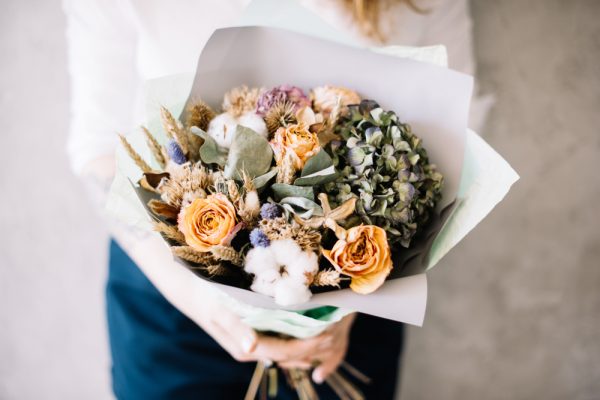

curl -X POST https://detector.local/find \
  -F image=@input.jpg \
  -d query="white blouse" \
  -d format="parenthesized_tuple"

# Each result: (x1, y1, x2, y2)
(63, 0, 477, 175)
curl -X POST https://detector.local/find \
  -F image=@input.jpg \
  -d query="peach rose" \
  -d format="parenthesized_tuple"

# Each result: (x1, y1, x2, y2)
(322, 225, 392, 294)
(271, 122, 320, 169)
(311, 85, 361, 115)
(178, 193, 237, 252)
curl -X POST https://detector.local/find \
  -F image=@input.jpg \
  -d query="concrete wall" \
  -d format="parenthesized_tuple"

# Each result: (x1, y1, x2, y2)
(1, 1, 598, 398)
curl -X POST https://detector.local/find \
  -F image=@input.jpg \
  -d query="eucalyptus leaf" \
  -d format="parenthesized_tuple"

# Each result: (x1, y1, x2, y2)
(191, 127, 228, 166)
(252, 167, 278, 189)
(224, 125, 273, 180)
(271, 183, 314, 201)
(294, 170, 339, 186)
(301, 149, 334, 177)
(279, 196, 324, 219)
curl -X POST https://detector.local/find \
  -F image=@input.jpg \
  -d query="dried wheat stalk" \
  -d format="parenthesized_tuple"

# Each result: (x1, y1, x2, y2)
(141, 126, 166, 169)
(171, 246, 215, 265)
(118, 134, 152, 173)
(210, 245, 244, 267)
(160, 105, 189, 155)
(152, 221, 185, 244)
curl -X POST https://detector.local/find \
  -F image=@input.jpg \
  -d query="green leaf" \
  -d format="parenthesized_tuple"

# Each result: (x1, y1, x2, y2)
(279, 197, 324, 219)
(191, 127, 228, 166)
(294, 166, 338, 186)
(224, 125, 274, 180)
(271, 183, 314, 202)
(301, 150, 333, 177)
(252, 167, 278, 189)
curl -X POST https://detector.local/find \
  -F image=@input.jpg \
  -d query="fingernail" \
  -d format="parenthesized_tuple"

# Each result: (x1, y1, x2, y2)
(242, 335, 255, 353)
(312, 370, 323, 384)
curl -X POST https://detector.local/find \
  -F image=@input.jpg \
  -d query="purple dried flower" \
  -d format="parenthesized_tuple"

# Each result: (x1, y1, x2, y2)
(256, 85, 311, 116)
(167, 139, 186, 164)
(260, 203, 282, 220)
(250, 228, 270, 248)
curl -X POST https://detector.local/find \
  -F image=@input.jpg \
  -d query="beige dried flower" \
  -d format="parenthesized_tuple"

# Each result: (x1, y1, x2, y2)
(158, 163, 211, 208)
(311, 269, 341, 288)
(310, 85, 361, 115)
(223, 85, 263, 117)
(259, 217, 321, 253)
(275, 152, 297, 184)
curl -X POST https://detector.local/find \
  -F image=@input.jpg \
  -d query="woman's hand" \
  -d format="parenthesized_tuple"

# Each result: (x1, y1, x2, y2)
(278, 313, 357, 383)
(110, 226, 354, 374)
(194, 302, 337, 365)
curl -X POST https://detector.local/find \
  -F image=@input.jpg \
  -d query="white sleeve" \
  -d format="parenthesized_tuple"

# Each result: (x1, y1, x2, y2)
(63, 0, 141, 175)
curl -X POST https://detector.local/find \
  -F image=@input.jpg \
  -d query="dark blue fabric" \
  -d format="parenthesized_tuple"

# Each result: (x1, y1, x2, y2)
(107, 240, 404, 399)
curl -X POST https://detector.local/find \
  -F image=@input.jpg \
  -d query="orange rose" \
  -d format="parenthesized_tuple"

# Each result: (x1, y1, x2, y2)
(322, 225, 392, 294)
(271, 122, 320, 169)
(178, 193, 237, 252)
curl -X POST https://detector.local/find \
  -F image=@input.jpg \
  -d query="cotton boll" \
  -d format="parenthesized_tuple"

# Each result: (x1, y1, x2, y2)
(274, 277, 312, 306)
(207, 112, 238, 148)
(207, 112, 268, 149)
(270, 239, 303, 264)
(286, 250, 319, 281)
(244, 246, 276, 275)
(251, 269, 280, 297)
(238, 112, 268, 139)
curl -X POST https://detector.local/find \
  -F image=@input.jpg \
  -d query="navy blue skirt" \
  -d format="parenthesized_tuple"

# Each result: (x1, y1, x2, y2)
(107, 240, 404, 399)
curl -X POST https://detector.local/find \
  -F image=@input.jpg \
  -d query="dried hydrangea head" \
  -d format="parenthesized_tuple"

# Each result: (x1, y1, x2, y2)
(311, 85, 361, 115)
(256, 85, 311, 116)
(324, 99, 443, 247)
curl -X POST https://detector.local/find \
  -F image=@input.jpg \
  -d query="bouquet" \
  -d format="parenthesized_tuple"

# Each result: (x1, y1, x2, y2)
(120, 83, 444, 306)
(108, 25, 518, 399)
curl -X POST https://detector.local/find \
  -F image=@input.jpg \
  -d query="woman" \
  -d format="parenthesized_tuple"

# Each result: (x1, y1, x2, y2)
(63, 0, 479, 398)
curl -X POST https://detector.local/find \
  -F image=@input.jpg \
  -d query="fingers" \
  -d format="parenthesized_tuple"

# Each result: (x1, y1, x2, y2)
(312, 347, 345, 384)
(208, 308, 258, 362)
(252, 332, 333, 363)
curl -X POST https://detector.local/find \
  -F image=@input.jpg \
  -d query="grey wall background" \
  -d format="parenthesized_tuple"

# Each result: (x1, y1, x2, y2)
(1, 1, 598, 399)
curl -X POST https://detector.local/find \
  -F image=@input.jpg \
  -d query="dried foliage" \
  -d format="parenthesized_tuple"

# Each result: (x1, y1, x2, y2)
(147, 199, 179, 220)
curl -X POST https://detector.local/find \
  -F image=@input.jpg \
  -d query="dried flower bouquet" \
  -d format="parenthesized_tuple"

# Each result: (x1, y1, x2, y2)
(121, 84, 443, 307)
